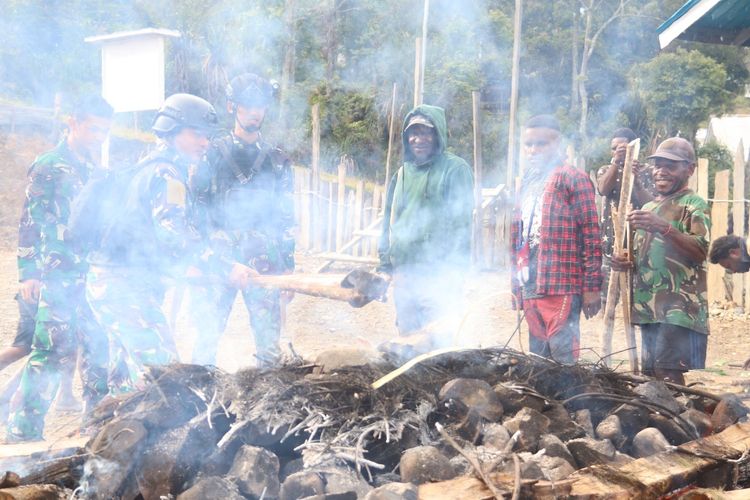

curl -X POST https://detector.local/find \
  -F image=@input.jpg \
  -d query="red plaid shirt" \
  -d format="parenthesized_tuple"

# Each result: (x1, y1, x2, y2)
(511, 163, 602, 305)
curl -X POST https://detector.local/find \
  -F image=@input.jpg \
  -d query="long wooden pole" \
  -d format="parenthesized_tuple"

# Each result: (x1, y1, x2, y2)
(311, 103, 321, 250)
(384, 83, 398, 194)
(413, 38, 423, 108)
(419, 0, 429, 105)
(472, 91, 483, 265)
(601, 138, 640, 370)
(506, 0, 522, 188)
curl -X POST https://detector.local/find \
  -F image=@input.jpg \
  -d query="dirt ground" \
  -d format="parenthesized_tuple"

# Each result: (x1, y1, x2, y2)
(1, 132, 749, 446)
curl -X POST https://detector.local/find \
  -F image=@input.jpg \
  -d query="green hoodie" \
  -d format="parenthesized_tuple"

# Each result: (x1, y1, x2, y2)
(378, 105, 474, 270)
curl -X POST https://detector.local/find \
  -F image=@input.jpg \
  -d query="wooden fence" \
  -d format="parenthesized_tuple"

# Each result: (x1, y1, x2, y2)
(292, 158, 512, 270)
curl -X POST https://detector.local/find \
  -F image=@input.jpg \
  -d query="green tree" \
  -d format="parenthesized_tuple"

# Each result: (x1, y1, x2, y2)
(631, 49, 732, 141)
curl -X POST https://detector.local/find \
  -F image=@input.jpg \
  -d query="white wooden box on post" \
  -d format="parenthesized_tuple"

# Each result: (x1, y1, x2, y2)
(85, 28, 180, 167)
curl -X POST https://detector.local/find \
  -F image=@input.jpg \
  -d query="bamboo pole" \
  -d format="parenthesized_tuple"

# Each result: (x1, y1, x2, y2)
(601, 139, 639, 369)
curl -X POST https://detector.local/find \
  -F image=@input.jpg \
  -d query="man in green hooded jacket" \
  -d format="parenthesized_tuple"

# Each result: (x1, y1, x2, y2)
(378, 105, 474, 340)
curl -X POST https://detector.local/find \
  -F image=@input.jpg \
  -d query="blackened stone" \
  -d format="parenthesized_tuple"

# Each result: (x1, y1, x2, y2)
(503, 407, 550, 452)
(227, 445, 280, 499)
(439, 378, 504, 421)
(711, 394, 750, 433)
(530, 455, 576, 481)
(613, 404, 651, 438)
(493, 383, 546, 414)
(543, 403, 585, 441)
(574, 409, 595, 438)
(482, 423, 511, 451)
(595, 415, 627, 450)
(176, 476, 244, 500)
(538, 434, 575, 467)
(566, 437, 633, 468)
(320, 467, 373, 497)
(649, 413, 694, 445)
(633, 381, 682, 415)
(280, 471, 325, 500)
(363, 482, 418, 500)
(681, 409, 713, 437)
(399, 446, 456, 485)
(631, 428, 670, 458)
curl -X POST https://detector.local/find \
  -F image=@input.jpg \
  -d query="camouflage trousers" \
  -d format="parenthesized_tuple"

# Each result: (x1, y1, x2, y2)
(188, 282, 281, 368)
(7, 277, 108, 442)
(86, 266, 177, 395)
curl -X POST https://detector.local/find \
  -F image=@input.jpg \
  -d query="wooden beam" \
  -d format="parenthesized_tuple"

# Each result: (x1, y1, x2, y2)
(732, 141, 746, 308)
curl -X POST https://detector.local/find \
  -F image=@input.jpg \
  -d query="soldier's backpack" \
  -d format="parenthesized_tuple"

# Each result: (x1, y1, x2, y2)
(68, 151, 167, 255)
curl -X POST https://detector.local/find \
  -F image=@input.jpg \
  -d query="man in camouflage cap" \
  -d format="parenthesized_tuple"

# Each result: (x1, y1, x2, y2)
(612, 137, 710, 385)
(7, 95, 113, 442)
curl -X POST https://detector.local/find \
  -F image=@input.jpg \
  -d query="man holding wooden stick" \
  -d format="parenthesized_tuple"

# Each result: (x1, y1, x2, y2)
(612, 137, 710, 385)
(510, 115, 602, 364)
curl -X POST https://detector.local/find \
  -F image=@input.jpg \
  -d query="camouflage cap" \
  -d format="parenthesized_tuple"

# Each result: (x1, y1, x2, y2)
(647, 137, 695, 163)
(405, 114, 434, 130)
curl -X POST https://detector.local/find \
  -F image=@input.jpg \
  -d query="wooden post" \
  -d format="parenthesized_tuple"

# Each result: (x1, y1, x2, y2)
(371, 185, 382, 257)
(384, 83, 398, 193)
(708, 170, 730, 304)
(413, 38, 423, 108)
(299, 169, 311, 250)
(602, 139, 640, 370)
(697, 158, 709, 200)
(336, 158, 347, 252)
(327, 181, 335, 252)
(419, 0, 429, 106)
(354, 180, 365, 256)
(732, 142, 746, 308)
(471, 91, 483, 266)
(311, 103, 321, 250)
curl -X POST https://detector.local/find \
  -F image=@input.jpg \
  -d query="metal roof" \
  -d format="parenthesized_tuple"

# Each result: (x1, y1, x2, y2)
(84, 28, 180, 44)
(657, 0, 750, 48)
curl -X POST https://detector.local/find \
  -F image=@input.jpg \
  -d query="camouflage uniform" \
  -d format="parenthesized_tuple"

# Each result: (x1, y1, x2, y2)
(189, 134, 294, 366)
(631, 190, 711, 365)
(8, 141, 108, 442)
(87, 146, 232, 393)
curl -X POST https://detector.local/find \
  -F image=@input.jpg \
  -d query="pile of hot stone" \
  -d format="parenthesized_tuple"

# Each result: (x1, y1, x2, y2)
(4, 347, 749, 499)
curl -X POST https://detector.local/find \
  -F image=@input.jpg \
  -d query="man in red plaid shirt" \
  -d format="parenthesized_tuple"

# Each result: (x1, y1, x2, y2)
(511, 115, 602, 364)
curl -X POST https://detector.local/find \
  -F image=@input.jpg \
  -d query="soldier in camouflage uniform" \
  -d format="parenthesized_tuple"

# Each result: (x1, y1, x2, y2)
(86, 94, 256, 394)
(7, 96, 113, 442)
(189, 73, 294, 367)
(612, 138, 710, 385)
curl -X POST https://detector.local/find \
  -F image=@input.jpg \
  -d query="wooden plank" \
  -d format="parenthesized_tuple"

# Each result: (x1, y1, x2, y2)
(732, 141, 745, 307)
(697, 157, 709, 200)
(299, 169, 311, 250)
(345, 190, 356, 252)
(708, 170, 730, 304)
(336, 159, 347, 252)
(354, 180, 365, 256)
(316, 253, 379, 265)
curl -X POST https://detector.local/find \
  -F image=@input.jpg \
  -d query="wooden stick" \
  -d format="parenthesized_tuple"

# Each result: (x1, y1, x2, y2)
(601, 139, 640, 369)
(384, 83, 397, 194)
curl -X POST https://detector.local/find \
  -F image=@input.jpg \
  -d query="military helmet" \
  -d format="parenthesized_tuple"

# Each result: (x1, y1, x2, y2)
(152, 93, 219, 135)
(225, 73, 278, 108)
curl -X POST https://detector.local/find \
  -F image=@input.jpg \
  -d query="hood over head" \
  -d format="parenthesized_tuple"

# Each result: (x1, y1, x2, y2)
(401, 104, 448, 163)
